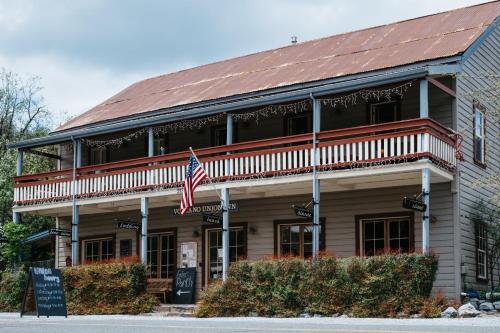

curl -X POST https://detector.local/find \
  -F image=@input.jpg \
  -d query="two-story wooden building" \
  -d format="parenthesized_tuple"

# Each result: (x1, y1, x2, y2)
(9, 2, 500, 300)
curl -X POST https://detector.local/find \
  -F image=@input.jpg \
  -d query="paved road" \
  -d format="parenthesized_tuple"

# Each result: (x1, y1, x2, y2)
(1, 313, 500, 333)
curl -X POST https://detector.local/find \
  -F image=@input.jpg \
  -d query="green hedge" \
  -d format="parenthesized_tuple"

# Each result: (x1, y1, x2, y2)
(63, 261, 158, 314)
(0, 267, 28, 312)
(196, 254, 439, 318)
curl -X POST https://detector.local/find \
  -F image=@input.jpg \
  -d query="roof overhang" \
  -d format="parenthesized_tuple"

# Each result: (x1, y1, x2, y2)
(9, 56, 462, 150)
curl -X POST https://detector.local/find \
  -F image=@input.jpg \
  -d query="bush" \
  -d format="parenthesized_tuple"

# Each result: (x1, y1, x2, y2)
(0, 267, 28, 312)
(196, 253, 438, 318)
(62, 259, 158, 315)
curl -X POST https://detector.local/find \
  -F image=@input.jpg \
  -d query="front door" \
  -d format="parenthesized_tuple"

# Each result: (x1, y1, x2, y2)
(205, 226, 246, 286)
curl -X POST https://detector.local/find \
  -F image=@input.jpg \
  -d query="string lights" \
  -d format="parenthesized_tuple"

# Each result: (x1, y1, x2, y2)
(79, 81, 414, 148)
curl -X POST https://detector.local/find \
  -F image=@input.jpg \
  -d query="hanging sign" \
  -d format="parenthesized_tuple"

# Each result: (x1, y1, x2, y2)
(172, 267, 196, 304)
(117, 222, 141, 231)
(173, 201, 239, 216)
(48, 229, 71, 237)
(402, 197, 427, 212)
(202, 214, 223, 225)
(294, 207, 313, 219)
(20, 267, 67, 318)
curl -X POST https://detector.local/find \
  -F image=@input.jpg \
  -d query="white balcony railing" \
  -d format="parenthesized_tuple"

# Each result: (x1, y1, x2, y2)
(14, 118, 459, 206)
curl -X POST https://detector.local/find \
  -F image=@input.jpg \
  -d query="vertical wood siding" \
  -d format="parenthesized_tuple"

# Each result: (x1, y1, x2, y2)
(457, 26, 500, 291)
(63, 183, 455, 298)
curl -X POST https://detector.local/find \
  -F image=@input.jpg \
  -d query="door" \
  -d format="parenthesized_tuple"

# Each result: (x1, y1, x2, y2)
(146, 232, 176, 279)
(205, 227, 246, 286)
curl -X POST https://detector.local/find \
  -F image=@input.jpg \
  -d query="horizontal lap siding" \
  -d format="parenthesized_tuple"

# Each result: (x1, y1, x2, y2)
(457, 26, 500, 291)
(66, 183, 455, 298)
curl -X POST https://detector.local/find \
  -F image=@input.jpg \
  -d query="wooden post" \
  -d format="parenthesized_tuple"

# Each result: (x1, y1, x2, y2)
(222, 114, 233, 281)
(13, 150, 23, 224)
(312, 96, 321, 257)
(420, 79, 430, 254)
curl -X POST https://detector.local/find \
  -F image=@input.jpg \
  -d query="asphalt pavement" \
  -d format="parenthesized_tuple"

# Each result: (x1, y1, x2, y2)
(1, 313, 500, 333)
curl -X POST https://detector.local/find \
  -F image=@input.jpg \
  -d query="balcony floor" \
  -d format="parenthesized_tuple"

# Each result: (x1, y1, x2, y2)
(14, 160, 453, 217)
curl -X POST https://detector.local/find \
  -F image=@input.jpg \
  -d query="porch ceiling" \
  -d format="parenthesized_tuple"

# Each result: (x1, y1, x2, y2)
(15, 160, 452, 217)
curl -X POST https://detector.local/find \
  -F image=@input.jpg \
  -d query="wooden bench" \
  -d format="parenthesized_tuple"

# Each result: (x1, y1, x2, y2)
(147, 278, 173, 303)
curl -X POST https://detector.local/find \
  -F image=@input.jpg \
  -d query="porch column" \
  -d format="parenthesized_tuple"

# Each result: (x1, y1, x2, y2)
(140, 128, 154, 264)
(71, 139, 82, 265)
(12, 150, 23, 224)
(140, 197, 149, 264)
(222, 113, 233, 281)
(312, 96, 321, 257)
(420, 79, 430, 253)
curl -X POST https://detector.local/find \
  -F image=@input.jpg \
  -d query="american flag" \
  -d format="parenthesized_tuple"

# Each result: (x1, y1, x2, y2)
(180, 153, 207, 215)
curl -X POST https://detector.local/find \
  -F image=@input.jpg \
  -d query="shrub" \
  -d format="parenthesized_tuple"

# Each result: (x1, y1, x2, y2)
(196, 253, 438, 318)
(0, 267, 28, 312)
(62, 259, 158, 315)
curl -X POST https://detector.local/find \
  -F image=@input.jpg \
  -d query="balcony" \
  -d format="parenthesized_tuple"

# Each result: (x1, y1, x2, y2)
(13, 118, 458, 209)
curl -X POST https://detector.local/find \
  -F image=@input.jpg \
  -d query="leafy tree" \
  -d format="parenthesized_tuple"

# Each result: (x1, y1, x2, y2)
(0, 222, 30, 270)
(0, 68, 56, 266)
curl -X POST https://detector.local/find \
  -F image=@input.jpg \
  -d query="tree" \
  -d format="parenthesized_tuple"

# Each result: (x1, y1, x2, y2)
(0, 68, 56, 267)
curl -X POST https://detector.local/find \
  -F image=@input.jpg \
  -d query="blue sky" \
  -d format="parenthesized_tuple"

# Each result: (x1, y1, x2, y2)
(0, 0, 488, 127)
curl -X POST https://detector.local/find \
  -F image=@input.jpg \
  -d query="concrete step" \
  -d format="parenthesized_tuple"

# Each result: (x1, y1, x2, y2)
(155, 304, 197, 317)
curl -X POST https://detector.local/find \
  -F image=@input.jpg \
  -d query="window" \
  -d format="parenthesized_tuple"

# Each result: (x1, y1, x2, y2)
(357, 215, 413, 256)
(205, 227, 246, 283)
(120, 239, 132, 258)
(285, 114, 311, 136)
(211, 125, 237, 146)
(473, 103, 485, 164)
(276, 221, 324, 258)
(369, 101, 399, 124)
(147, 233, 175, 279)
(83, 237, 114, 263)
(476, 223, 487, 280)
(154, 135, 168, 155)
(89, 146, 108, 165)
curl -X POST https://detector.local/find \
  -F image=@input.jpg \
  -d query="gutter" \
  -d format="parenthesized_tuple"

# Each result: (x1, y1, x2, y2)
(8, 57, 462, 150)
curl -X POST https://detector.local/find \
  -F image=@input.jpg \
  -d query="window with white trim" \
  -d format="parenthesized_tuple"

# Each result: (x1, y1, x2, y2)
(473, 104, 485, 164)
(476, 223, 487, 280)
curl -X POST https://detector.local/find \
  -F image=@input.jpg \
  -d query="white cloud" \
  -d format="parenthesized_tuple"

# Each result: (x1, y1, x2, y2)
(0, 0, 489, 130)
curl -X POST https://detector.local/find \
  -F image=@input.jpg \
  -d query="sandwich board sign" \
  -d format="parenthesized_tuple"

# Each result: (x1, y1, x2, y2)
(20, 267, 67, 318)
(172, 267, 196, 304)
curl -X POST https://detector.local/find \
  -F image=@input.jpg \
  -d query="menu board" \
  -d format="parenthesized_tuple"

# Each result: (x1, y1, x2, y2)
(172, 267, 196, 304)
(21, 267, 67, 317)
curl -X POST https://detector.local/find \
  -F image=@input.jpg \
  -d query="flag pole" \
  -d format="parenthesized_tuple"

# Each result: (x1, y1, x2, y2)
(188, 147, 224, 203)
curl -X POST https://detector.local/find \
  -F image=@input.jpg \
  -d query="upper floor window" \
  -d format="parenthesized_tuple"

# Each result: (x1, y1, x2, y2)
(369, 100, 400, 125)
(154, 134, 168, 155)
(473, 102, 485, 165)
(476, 222, 487, 280)
(285, 113, 311, 136)
(89, 146, 108, 165)
(211, 125, 237, 146)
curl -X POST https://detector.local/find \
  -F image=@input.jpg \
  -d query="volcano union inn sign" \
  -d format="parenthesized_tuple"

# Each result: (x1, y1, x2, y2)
(173, 201, 239, 216)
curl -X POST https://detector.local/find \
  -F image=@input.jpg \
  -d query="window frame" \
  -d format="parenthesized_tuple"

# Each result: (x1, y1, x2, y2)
(87, 146, 109, 165)
(210, 124, 238, 147)
(284, 112, 312, 136)
(475, 222, 488, 281)
(473, 101, 486, 167)
(367, 99, 401, 125)
(355, 212, 414, 256)
(80, 235, 115, 264)
(146, 228, 177, 280)
(201, 222, 247, 287)
(274, 218, 326, 258)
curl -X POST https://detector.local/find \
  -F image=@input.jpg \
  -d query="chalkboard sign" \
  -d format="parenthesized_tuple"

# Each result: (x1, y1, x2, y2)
(172, 267, 196, 304)
(21, 267, 67, 318)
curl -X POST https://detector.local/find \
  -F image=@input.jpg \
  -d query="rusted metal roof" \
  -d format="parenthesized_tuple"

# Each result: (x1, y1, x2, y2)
(57, 1, 500, 131)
